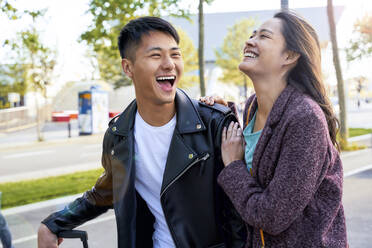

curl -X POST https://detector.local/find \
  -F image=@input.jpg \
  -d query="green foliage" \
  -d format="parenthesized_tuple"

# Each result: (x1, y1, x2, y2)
(177, 28, 198, 89)
(349, 128, 372, 137)
(215, 18, 257, 87)
(80, 0, 190, 89)
(0, 0, 18, 19)
(0, 169, 103, 209)
(0, 63, 28, 108)
(3, 11, 56, 96)
(346, 14, 372, 62)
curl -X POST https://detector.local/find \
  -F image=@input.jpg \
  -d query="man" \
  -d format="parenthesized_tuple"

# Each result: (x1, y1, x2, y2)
(0, 192, 14, 248)
(38, 17, 244, 248)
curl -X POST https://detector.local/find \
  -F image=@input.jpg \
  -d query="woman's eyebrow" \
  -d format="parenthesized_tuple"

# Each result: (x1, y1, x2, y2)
(259, 29, 274, 34)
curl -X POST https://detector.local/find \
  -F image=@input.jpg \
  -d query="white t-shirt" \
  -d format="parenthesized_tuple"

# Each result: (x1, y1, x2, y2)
(134, 111, 176, 248)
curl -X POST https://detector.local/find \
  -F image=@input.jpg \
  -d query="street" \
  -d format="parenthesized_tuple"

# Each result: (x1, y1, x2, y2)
(0, 121, 103, 183)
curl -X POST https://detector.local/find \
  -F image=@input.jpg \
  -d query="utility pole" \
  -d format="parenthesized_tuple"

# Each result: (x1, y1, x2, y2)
(198, 0, 206, 96)
(281, 0, 288, 11)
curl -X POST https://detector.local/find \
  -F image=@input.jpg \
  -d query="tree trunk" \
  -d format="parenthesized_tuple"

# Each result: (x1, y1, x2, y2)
(327, 0, 348, 148)
(198, 0, 206, 96)
(34, 89, 43, 142)
(281, 0, 288, 11)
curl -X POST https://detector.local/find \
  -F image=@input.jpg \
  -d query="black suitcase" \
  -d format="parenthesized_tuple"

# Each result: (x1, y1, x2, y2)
(58, 230, 89, 248)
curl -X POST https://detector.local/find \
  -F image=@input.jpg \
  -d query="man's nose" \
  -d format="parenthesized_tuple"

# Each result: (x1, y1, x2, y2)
(161, 56, 175, 71)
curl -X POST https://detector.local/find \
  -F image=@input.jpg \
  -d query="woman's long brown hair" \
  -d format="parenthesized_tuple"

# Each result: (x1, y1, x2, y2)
(274, 11, 340, 150)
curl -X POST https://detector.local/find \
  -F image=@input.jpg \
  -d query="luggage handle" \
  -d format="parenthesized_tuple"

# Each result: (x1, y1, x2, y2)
(58, 230, 88, 248)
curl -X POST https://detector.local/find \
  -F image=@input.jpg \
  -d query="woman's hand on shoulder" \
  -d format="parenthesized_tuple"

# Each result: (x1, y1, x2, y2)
(221, 121, 245, 166)
(199, 95, 228, 106)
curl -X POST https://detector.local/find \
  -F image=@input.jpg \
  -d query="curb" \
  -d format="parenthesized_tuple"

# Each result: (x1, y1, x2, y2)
(348, 133, 372, 142)
(2, 193, 83, 216)
(0, 162, 101, 183)
(0, 122, 37, 134)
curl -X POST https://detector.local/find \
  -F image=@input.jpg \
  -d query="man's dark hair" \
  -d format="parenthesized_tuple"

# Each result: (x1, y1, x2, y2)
(118, 16, 180, 61)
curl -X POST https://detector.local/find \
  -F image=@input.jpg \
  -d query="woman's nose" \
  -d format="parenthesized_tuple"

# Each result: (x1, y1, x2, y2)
(246, 38, 255, 47)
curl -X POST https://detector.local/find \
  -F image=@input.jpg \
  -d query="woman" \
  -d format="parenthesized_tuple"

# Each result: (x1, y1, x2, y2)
(201, 11, 347, 247)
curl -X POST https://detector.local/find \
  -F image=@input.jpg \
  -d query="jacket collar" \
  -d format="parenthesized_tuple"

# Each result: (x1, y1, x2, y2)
(109, 88, 206, 136)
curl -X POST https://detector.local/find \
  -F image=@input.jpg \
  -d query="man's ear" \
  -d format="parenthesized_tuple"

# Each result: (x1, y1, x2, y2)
(284, 50, 300, 66)
(121, 58, 133, 79)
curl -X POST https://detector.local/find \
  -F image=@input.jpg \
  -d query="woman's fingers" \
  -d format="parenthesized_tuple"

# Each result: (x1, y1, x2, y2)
(222, 127, 227, 142)
(236, 126, 242, 139)
(231, 122, 239, 138)
(226, 121, 235, 140)
(199, 95, 227, 106)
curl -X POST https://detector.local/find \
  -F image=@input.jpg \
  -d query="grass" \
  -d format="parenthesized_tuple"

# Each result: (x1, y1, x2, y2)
(349, 128, 372, 138)
(336, 128, 371, 151)
(0, 168, 103, 209)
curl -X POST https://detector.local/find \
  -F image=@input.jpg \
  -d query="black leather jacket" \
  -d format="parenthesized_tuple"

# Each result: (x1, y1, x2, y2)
(42, 89, 245, 248)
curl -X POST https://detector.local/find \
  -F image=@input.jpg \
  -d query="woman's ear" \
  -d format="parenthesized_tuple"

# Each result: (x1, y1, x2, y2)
(284, 51, 300, 66)
(121, 59, 133, 79)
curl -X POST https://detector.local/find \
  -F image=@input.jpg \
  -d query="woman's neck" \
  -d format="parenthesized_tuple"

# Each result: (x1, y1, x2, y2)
(252, 75, 287, 123)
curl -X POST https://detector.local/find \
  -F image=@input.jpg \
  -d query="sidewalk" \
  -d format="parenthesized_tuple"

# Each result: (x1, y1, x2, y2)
(0, 120, 103, 150)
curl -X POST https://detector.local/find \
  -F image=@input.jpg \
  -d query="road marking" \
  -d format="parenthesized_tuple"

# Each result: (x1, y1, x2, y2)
(12, 234, 37, 245)
(8, 214, 115, 245)
(344, 163, 372, 178)
(2, 150, 54, 159)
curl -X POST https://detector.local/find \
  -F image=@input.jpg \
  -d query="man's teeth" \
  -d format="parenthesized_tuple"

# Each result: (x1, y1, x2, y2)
(157, 76, 175, 81)
(244, 52, 258, 58)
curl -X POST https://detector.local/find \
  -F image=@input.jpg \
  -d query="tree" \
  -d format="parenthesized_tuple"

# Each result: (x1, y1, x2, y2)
(177, 28, 198, 89)
(327, 0, 348, 149)
(80, 0, 189, 89)
(197, 0, 214, 96)
(346, 13, 372, 62)
(4, 10, 57, 141)
(215, 18, 257, 99)
(0, 0, 18, 19)
(0, 63, 28, 108)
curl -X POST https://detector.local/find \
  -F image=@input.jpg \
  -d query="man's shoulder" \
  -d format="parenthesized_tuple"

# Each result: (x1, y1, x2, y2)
(194, 99, 232, 116)
(108, 113, 121, 127)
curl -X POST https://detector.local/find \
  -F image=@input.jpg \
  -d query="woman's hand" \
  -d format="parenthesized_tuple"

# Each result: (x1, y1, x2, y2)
(221, 121, 245, 167)
(199, 95, 228, 106)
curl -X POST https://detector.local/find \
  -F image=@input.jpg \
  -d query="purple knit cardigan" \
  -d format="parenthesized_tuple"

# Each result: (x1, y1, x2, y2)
(218, 85, 347, 247)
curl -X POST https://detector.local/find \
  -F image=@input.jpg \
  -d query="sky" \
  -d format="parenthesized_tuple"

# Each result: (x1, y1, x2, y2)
(1, 0, 371, 92)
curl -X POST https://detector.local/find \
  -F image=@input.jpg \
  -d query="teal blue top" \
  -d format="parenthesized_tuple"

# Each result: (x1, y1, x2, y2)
(243, 111, 262, 171)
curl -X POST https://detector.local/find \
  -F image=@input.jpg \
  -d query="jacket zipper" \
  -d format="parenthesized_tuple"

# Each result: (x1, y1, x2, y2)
(160, 152, 210, 247)
(160, 152, 210, 197)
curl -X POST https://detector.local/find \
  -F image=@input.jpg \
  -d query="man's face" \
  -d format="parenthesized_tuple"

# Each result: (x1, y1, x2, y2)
(122, 31, 184, 106)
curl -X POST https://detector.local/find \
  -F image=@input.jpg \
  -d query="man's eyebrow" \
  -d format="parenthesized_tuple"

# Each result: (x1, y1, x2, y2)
(146, 47, 162, 53)
(146, 46, 180, 53)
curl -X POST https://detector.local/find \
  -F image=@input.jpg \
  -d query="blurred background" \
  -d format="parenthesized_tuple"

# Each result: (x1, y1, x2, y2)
(0, 0, 371, 247)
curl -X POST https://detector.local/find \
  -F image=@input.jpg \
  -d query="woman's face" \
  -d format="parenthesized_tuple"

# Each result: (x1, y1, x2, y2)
(238, 18, 288, 78)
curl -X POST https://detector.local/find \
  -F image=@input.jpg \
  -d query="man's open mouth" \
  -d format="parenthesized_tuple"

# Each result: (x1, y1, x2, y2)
(156, 76, 176, 91)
